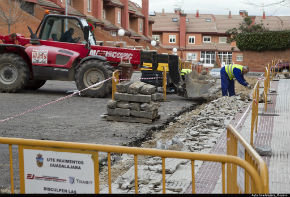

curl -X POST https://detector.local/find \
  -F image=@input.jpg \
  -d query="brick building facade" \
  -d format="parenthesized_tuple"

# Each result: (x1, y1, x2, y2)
(151, 9, 290, 72)
(0, 0, 161, 51)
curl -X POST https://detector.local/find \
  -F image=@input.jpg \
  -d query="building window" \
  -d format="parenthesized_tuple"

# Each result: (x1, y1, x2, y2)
(236, 55, 243, 62)
(219, 37, 227, 43)
(172, 18, 178, 22)
(103, 10, 106, 19)
(188, 36, 195, 44)
(169, 35, 176, 43)
(203, 36, 211, 43)
(205, 18, 211, 22)
(139, 20, 143, 33)
(218, 52, 232, 65)
(87, 0, 91, 12)
(187, 53, 197, 61)
(67, 0, 72, 5)
(186, 18, 189, 22)
(201, 51, 216, 66)
(117, 11, 121, 24)
(111, 31, 117, 37)
(153, 35, 160, 42)
(21, 2, 34, 16)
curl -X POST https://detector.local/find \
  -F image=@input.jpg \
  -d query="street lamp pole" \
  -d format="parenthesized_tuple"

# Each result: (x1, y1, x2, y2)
(65, 0, 68, 31)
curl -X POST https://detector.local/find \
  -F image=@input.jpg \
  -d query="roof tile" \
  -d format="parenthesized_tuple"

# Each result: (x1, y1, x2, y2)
(37, 0, 61, 9)
(152, 13, 290, 33)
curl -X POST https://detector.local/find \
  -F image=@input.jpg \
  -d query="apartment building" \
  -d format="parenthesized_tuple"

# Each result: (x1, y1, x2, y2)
(151, 9, 290, 71)
(46, 0, 153, 41)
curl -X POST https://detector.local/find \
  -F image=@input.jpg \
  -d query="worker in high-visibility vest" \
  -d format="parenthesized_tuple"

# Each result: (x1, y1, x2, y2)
(180, 69, 192, 80)
(220, 64, 251, 96)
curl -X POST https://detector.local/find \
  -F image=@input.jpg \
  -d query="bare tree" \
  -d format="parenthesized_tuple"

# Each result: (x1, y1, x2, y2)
(243, 0, 290, 10)
(0, 0, 25, 34)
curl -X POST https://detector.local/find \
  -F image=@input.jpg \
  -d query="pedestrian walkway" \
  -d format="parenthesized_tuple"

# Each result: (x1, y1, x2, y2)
(187, 78, 290, 194)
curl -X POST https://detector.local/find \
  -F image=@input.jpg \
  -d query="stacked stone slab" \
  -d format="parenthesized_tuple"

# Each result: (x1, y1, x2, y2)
(106, 81, 163, 124)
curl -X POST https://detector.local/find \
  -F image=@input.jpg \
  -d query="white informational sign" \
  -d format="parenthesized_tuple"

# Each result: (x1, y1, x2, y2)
(22, 149, 95, 194)
(32, 50, 48, 64)
(237, 141, 245, 193)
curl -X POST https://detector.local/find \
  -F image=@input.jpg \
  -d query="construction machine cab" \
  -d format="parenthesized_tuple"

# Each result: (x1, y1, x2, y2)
(36, 14, 96, 45)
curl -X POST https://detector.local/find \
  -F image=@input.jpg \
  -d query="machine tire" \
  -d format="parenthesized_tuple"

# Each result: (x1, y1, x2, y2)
(104, 62, 114, 94)
(75, 60, 112, 98)
(0, 53, 29, 93)
(24, 80, 46, 90)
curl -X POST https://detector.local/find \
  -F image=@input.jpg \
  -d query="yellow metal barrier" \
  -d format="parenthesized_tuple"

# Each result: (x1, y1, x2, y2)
(112, 70, 120, 100)
(264, 67, 270, 112)
(250, 82, 260, 146)
(271, 60, 276, 80)
(267, 64, 271, 85)
(227, 125, 269, 193)
(0, 136, 268, 194)
(271, 59, 290, 77)
(163, 66, 167, 101)
(180, 61, 193, 70)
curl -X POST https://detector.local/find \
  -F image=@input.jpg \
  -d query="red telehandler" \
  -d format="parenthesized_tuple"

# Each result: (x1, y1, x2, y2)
(0, 14, 157, 97)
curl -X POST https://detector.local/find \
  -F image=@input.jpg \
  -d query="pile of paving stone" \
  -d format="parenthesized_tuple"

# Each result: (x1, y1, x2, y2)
(106, 81, 164, 124)
(101, 96, 250, 194)
(178, 95, 249, 152)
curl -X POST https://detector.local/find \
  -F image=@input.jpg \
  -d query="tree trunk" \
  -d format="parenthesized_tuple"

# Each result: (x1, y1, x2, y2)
(8, 24, 10, 34)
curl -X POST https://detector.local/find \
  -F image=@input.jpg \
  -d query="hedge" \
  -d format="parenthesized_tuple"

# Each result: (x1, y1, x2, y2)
(236, 31, 290, 51)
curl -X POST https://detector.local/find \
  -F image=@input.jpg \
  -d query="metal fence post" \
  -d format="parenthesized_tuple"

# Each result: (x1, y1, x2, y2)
(163, 66, 167, 101)
(112, 70, 120, 100)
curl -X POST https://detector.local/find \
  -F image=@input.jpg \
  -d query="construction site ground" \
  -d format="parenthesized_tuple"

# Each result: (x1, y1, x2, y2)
(0, 73, 270, 193)
(97, 76, 290, 194)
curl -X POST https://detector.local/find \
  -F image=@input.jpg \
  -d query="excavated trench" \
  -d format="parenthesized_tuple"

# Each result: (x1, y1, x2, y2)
(127, 101, 204, 148)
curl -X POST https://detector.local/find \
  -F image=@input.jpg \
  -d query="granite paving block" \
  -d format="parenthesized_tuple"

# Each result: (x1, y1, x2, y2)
(107, 100, 117, 109)
(152, 93, 164, 102)
(131, 110, 158, 119)
(128, 81, 146, 95)
(117, 81, 134, 93)
(140, 84, 157, 95)
(107, 108, 130, 116)
(116, 101, 130, 109)
(115, 93, 152, 103)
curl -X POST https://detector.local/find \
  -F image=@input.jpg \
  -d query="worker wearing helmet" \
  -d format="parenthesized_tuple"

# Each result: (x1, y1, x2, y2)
(220, 64, 251, 96)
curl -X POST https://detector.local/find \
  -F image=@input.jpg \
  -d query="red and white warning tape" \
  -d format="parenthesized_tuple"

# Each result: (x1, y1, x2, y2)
(0, 78, 112, 124)
(119, 76, 164, 81)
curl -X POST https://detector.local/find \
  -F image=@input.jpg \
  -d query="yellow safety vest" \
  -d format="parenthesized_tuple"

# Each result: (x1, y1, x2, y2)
(225, 64, 243, 80)
(181, 69, 192, 76)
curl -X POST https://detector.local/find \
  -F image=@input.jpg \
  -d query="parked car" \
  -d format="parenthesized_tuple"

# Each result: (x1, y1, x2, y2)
(272, 62, 290, 72)
(209, 68, 221, 78)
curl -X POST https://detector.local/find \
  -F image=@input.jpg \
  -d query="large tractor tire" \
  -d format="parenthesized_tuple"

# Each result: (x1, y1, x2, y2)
(24, 80, 46, 90)
(75, 60, 112, 98)
(0, 53, 29, 93)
